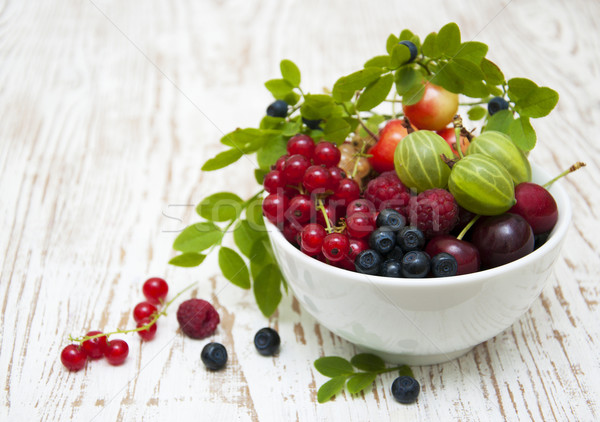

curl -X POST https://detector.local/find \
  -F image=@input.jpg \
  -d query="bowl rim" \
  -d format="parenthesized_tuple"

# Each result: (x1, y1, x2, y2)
(266, 164, 572, 289)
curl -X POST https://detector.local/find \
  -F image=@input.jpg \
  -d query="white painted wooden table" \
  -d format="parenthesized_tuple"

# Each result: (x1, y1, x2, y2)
(2, 1, 599, 420)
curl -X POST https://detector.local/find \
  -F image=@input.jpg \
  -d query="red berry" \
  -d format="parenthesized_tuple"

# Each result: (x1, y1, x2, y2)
(316, 199, 340, 228)
(346, 199, 376, 216)
(300, 223, 327, 256)
(368, 120, 410, 173)
(327, 167, 347, 190)
(364, 171, 411, 214)
(176, 299, 220, 339)
(282, 222, 301, 245)
(509, 182, 558, 234)
(408, 188, 458, 238)
(287, 134, 315, 158)
(282, 154, 310, 184)
(133, 301, 158, 323)
(262, 193, 289, 225)
(81, 331, 108, 359)
(61, 344, 87, 371)
(322, 233, 350, 262)
(333, 178, 360, 206)
(346, 212, 376, 239)
(313, 142, 341, 167)
(286, 194, 313, 226)
(142, 278, 169, 305)
(264, 170, 286, 194)
(348, 237, 369, 261)
(303, 165, 330, 193)
(137, 318, 158, 341)
(104, 339, 129, 365)
(331, 257, 355, 271)
(275, 155, 289, 172)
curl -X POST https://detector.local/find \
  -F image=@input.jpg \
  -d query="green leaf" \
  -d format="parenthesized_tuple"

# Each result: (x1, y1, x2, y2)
(398, 365, 414, 378)
(283, 91, 301, 106)
(253, 264, 282, 316)
(323, 117, 352, 145)
(386, 34, 399, 55)
(515, 86, 559, 118)
(484, 109, 514, 133)
(219, 247, 251, 289)
(265, 78, 294, 99)
(395, 67, 423, 96)
(507, 78, 537, 101)
(364, 55, 391, 68)
(201, 148, 243, 171)
(432, 62, 462, 94)
(233, 219, 264, 257)
(486, 83, 503, 97)
(481, 58, 505, 85)
(356, 74, 394, 111)
(399, 29, 420, 48)
(173, 222, 223, 253)
(314, 356, 354, 377)
(280, 59, 301, 87)
(317, 376, 347, 403)
(254, 168, 267, 185)
(301, 94, 335, 120)
(259, 116, 285, 130)
(401, 82, 425, 105)
(256, 135, 287, 170)
(168, 252, 206, 267)
(455, 41, 488, 64)
(437, 22, 461, 56)
(346, 372, 377, 395)
(220, 128, 276, 152)
(508, 116, 537, 151)
(461, 80, 489, 98)
(421, 32, 437, 58)
(246, 196, 265, 229)
(249, 237, 272, 278)
(449, 58, 484, 82)
(390, 44, 411, 68)
(282, 118, 302, 137)
(467, 106, 487, 120)
(358, 114, 385, 138)
(350, 353, 386, 372)
(332, 68, 385, 102)
(196, 192, 243, 222)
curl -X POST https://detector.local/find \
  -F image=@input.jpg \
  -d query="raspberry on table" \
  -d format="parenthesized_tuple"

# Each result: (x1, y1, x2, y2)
(408, 188, 458, 238)
(364, 171, 411, 215)
(177, 299, 220, 339)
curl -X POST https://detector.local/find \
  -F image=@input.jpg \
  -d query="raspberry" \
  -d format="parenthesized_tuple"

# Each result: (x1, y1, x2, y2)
(408, 188, 458, 238)
(177, 299, 220, 339)
(364, 171, 411, 215)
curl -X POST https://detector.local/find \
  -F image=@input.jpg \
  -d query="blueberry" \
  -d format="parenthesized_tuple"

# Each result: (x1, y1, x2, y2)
(201, 342, 228, 370)
(398, 40, 418, 63)
(430, 253, 458, 277)
(397, 226, 425, 252)
(302, 117, 322, 130)
(401, 251, 430, 278)
(254, 327, 280, 356)
(386, 246, 404, 261)
(376, 209, 406, 231)
(369, 227, 397, 254)
(534, 232, 550, 250)
(391, 376, 420, 404)
(266, 100, 288, 118)
(487, 97, 509, 116)
(355, 249, 383, 275)
(380, 259, 402, 277)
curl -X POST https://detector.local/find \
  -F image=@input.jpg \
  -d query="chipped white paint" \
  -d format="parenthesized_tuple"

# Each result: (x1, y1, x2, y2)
(1, 0, 599, 420)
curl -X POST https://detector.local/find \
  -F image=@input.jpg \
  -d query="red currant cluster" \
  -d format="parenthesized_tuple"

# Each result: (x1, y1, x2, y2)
(60, 277, 169, 371)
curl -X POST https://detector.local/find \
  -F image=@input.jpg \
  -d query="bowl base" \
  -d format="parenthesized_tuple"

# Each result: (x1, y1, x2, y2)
(356, 345, 474, 366)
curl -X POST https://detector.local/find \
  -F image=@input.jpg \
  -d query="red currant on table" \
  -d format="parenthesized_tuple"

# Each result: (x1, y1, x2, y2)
(61, 344, 87, 371)
(264, 170, 286, 194)
(262, 192, 289, 225)
(303, 165, 330, 193)
(142, 277, 169, 305)
(287, 134, 315, 159)
(104, 339, 129, 365)
(137, 318, 158, 341)
(133, 301, 158, 323)
(322, 233, 350, 262)
(313, 142, 341, 167)
(282, 154, 310, 184)
(300, 223, 327, 256)
(346, 212, 376, 239)
(81, 331, 108, 359)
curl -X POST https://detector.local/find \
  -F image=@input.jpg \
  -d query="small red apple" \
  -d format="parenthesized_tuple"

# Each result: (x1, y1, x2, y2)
(436, 127, 469, 156)
(403, 82, 459, 131)
(367, 119, 410, 173)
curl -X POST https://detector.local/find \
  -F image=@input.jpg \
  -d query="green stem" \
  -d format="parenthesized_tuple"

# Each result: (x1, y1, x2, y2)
(351, 142, 369, 179)
(452, 115, 465, 159)
(414, 59, 432, 75)
(391, 92, 397, 119)
(459, 100, 489, 106)
(457, 215, 480, 240)
(317, 198, 333, 233)
(543, 162, 586, 189)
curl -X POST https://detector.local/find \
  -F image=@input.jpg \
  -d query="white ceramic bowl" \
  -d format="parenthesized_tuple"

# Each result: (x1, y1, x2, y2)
(266, 164, 571, 365)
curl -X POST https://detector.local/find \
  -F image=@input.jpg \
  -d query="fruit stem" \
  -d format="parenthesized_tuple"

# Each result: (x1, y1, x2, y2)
(316, 198, 333, 233)
(457, 215, 480, 241)
(542, 162, 586, 189)
(351, 142, 368, 179)
(452, 115, 465, 159)
(402, 117, 415, 134)
(69, 281, 198, 343)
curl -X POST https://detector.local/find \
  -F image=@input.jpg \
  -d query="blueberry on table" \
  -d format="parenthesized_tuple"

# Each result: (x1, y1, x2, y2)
(398, 40, 418, 62)
(487, 97, 509, 116)
(380, 259, 402, 277)
(430, 252, 458, 277)
(266, 100, 288, 117)
(369, 227, 397, 254)
(391, 376, 420, 404)
(401, 251, 430, 278)
(355, 249, 383, 275)
(201, 342, 228, 370)
(397, 226, 425, 252)
(376, 209, 406, 231)
(254, 327, 281, 356)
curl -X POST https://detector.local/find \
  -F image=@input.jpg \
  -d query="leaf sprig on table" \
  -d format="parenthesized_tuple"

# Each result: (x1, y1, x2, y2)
(169, 22, 559, 316)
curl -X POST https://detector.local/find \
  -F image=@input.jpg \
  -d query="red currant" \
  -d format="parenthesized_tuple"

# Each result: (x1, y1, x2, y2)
(316, 200, 340, 227)
(346, 199, 376, 216)
(264, 170, 286, 194)
(327, 167, 346, 190)
(133, 301, 158, 323)
(348, 237, 369, 260)
(303, 165, 330, 193)
(137, 318, 158, 341)
(262, 193, 289, 225)
(282, 222, 301, 245)
(300, 223, 327, 256)
(333, 178, 360, 206)
(104, 339, 129, 365)
(346, 212, 376, 239)
(322, 233, 350, 262)
(287, 134, 315, 159)
(282, 154, 310, 184)
(142, 278, 169, 305)
(331, 257, 355, 271)
(81, 331, 108, 359)
(275, 155, 289, 172)
(60, 344, 87, 371)
(314, 142, 341, 167)
(286, 195, 313, 225)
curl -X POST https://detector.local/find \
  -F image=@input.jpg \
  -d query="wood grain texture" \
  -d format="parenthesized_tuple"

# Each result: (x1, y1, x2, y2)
(1, 0, 599, 420)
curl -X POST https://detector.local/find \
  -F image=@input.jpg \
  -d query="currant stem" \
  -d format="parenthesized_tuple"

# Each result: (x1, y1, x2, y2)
(542, 162, 586, 189)
(452, 115, 465, 159)
(317, 198, 333, 233)
(351, 142, 368, 179)
(457, 215, 480, 241)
